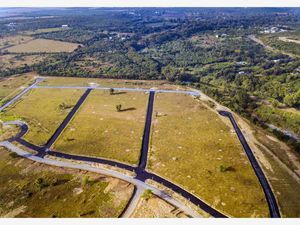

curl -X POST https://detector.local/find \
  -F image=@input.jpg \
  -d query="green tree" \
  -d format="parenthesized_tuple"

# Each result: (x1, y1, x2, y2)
(116, 104, 122, 112)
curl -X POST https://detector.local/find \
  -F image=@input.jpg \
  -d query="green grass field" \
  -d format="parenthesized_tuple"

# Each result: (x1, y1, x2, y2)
(54, 90, 148, 165)
(148, 93, 269, 217)
(0, 73, 35, 104)
(0, 147, 133, 217)
(0, 88, 84, 146)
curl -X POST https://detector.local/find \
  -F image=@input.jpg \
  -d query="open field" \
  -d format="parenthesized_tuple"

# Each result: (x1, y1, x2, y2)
(148, 93, 269, 217)
(0, 147, 134, 217)
(0, 54, 46, 70)
(54, 90, 148, 165)
(259, 33, 300, 56)
(6, 39, 81, 53)
(252, 126, 300, 217)
(39, 76, 187, 90)
(0, 35, 33, 49)
(0, 73, 35, 103)
(23, 28, 68, 35)
(131, 193, 189, 218)
(0, 88, 85, 146)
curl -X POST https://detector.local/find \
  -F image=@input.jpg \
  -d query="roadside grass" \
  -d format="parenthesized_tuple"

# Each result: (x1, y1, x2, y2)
(0, 88, 85, 146)
(54, 90, 148, 165)
(6, 39, 81, 53)
(0, 147, 134, 217)
(148, 93, 269, 217)
(0, 73, 35, 103)
(252, 125, 300, 217)
(39, 76, 185, 90)
(131, 194, 188, 218)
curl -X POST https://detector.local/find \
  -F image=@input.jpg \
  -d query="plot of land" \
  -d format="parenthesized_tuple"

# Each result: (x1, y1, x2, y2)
(0, 88, 84, 146)
(0, 73, 35, 103)
(0, 147, 133, 217)
(6, 39, 81, 53)
(54, 90, 148, 165)
(39, 76, 181, 90)
(0, 35, 33, 49)
(148, 93, 269, 217)
(0, 54, 46, 70)
(131, 194, 188, 218)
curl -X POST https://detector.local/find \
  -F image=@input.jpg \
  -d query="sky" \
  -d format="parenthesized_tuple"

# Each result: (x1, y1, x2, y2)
(0, 0, 300, 7)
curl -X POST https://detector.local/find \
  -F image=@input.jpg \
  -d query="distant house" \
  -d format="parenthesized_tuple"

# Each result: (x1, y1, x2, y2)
(236, 61, 247, 66)
(238, 71, 245, 75)
(61, 24, 69, 28)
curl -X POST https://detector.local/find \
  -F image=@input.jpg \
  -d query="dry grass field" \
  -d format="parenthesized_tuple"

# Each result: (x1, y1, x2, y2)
(0, 73, 35, 103)
(54, 90, 148, 165)
(148, 93, 269, 217)
(0, 88, 84, 146)
(0, 146, 133, 217)
(39, 76, 186, 90)
(6, 39, 81, 53)
(0, 35, 33, 49)
(0, 54, 46, 70)
(131, 193, 189, 218)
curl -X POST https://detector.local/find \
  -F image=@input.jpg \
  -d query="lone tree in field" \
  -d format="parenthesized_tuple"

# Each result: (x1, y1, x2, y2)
(109, 88, 114, 95)
(116, 104, 122, 112)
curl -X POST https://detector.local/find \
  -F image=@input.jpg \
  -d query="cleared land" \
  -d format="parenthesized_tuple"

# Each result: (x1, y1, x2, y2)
(0, 147, 134, 217)
(6, 39, 81, 53)
(148, 93, 269, 217)
(0, 88, 84, 146)
(39, 76, 186, 90)
(0, 35, 33, 49)
(0, 54, 46, 70)
(131, 192, 189, 218)
(54, 90, 148, 165)
(0, 73, 35, 103)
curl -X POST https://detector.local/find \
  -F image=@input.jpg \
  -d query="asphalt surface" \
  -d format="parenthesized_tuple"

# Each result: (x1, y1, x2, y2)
(3, 88, 227, 218)
(0, 140, 201, 218)
(219, 111, 281, 218)
(44, 88, 92, 150)
(138, 91, 155, 169)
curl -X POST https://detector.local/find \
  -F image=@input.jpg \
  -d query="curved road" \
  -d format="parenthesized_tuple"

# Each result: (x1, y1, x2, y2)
(219, 111, 280, 218)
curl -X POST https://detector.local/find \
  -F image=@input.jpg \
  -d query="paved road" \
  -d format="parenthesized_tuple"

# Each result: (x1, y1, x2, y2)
(219, 111, 281, 218)
(0, 140, 201, 218)
(4, 118, 226, 217)
(120, 186, 145, 218)
(34, 85, 200, 96)
(43, 88, 92, 151)
(138, 91, 155, 169)
(0, 78, 44, 112)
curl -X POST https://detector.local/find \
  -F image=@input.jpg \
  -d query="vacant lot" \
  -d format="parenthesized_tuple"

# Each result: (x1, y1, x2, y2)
(0, 73, 35, 103)
(0, 147, 133, 217)
(0, 88, 84, 146)
(39, 76, 184, 90)
(148, 93, 269, 217)
(0, 54, 46, 70)
(54, 90, 148, 165)
(131, 193, 188, 218)
(6, 39, 81, 53)
(0, 35, 33, 49)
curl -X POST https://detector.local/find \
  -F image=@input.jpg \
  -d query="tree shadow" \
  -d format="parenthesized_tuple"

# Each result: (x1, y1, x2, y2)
(120, 107, 136, 112)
